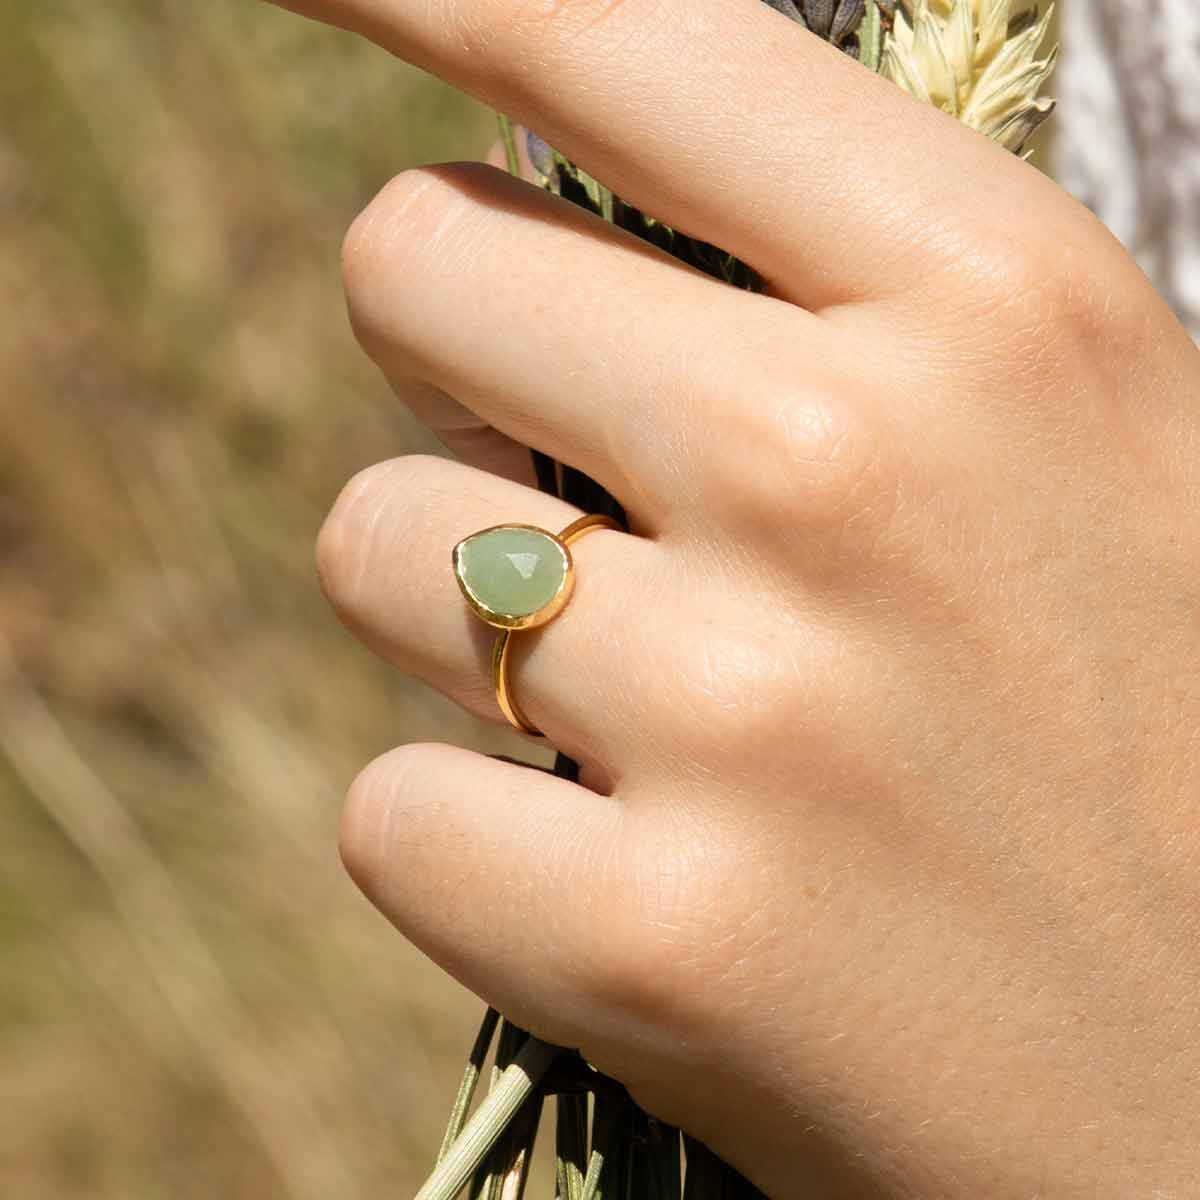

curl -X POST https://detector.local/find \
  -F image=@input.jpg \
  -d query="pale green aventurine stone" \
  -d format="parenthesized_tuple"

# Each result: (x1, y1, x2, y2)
(454, 526, 568, 620)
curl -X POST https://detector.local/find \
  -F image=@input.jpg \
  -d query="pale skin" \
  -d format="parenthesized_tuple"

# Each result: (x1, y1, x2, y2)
(267, 0, 1200, 1193)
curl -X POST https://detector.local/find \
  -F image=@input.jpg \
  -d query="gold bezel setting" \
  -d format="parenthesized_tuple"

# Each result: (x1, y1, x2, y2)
(451, 523, 576, 631)
(454, 513, 622, 737)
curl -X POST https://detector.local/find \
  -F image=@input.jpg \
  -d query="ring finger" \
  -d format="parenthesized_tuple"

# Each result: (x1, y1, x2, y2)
(316, 452, 670, 782)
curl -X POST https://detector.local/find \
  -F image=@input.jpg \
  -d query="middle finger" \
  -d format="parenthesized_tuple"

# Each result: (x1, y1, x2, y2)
(342, 160, 838, 532)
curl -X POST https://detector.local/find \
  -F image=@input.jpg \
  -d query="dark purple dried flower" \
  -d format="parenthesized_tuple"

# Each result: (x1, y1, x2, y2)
(761, 0, 867, 52)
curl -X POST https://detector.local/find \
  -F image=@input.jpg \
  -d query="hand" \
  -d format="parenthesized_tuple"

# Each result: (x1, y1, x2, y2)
(278, 0, 1200, 1192)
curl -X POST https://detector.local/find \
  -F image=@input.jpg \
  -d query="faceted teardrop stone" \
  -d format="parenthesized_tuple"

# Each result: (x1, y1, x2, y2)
(452, 525, 571, 628)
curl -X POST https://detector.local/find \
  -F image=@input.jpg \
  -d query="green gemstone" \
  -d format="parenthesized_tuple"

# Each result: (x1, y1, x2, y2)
(453, 525, 569, 627)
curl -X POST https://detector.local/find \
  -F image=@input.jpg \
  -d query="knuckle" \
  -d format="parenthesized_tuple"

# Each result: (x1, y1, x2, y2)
(316, 455, 444, 619)
(339, 743, 442, 895)
(339, 750, 396, 893)
(958, 222, 1146, 372)
(342, 171, 428, 289)
(699, 383, 889, 537)
(981, 236, 1090, 327)
(315, 461, 388, 616)
(455, 0, 641, 61)
(654, 621, 816, 768)
(1033, 247, 1148, 361)
(341, 166, 486, 354)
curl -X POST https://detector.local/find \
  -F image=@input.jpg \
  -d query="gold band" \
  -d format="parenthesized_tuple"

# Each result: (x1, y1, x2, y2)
(490, 513, 620, 737)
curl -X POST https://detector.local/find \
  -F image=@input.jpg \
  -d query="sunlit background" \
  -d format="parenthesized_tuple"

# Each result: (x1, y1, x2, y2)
(0, 4, 548, 1197)
(0, 2, 1058, 1197)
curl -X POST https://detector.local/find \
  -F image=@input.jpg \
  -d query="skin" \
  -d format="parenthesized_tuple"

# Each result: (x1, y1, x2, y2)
(268, 0, 1200, 1193)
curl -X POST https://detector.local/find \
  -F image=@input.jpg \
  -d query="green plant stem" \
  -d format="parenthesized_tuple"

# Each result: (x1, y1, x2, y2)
(858, 0, 884, 71)
(471, 1022, 541, 1200)
(496, 111, 521, 177)
(415, 1036, 562, 1200)
(437, 1007, 502, 1164)
(555, 1093, 589, 1200)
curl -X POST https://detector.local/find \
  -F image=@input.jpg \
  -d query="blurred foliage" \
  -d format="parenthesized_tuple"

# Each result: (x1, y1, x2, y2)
(0, 4, 551, 1198)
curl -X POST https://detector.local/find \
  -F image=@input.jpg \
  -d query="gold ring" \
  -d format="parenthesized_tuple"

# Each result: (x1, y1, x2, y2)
(452, 513, 621, 736)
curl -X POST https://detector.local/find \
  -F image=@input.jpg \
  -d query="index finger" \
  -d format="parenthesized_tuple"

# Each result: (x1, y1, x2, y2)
(269, 0, 1067, 310)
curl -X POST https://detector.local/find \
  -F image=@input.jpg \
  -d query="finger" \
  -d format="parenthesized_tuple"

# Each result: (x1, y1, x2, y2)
(339, 742, 631, 1050)
(343, 160, 836, 531)
(376, 132, 546, 488)
(269, 0, 1067, 309)
(390, 376, 539, 487)
(316, 453, 667, 776)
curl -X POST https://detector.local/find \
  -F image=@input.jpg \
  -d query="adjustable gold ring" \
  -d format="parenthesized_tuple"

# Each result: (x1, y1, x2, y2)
(452, 513, 621, 737)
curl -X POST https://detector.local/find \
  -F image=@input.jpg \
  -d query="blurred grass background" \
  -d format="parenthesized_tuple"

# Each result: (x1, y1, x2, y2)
(0, 3, 552, 1197)
(0, 2, 1060, 1197)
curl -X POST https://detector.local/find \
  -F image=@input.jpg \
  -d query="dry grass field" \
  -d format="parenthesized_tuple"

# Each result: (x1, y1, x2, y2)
(0, 3, 554, 1197)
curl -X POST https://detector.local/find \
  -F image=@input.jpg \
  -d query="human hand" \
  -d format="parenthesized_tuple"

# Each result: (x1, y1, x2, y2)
(278, 0, 1200, 1192)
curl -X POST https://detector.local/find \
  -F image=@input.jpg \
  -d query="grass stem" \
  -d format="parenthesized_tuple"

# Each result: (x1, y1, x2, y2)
(438, 1008, 502, 1164)
(496, 112, 521, 177)
(415, 1036, 561, 1200)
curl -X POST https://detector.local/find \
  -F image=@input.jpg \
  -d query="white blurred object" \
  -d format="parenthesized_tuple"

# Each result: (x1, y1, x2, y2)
(1055, 0, 1200, 339)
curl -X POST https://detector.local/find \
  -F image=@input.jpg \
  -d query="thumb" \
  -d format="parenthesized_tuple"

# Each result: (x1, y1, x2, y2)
(339, 741, 630, 1049)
